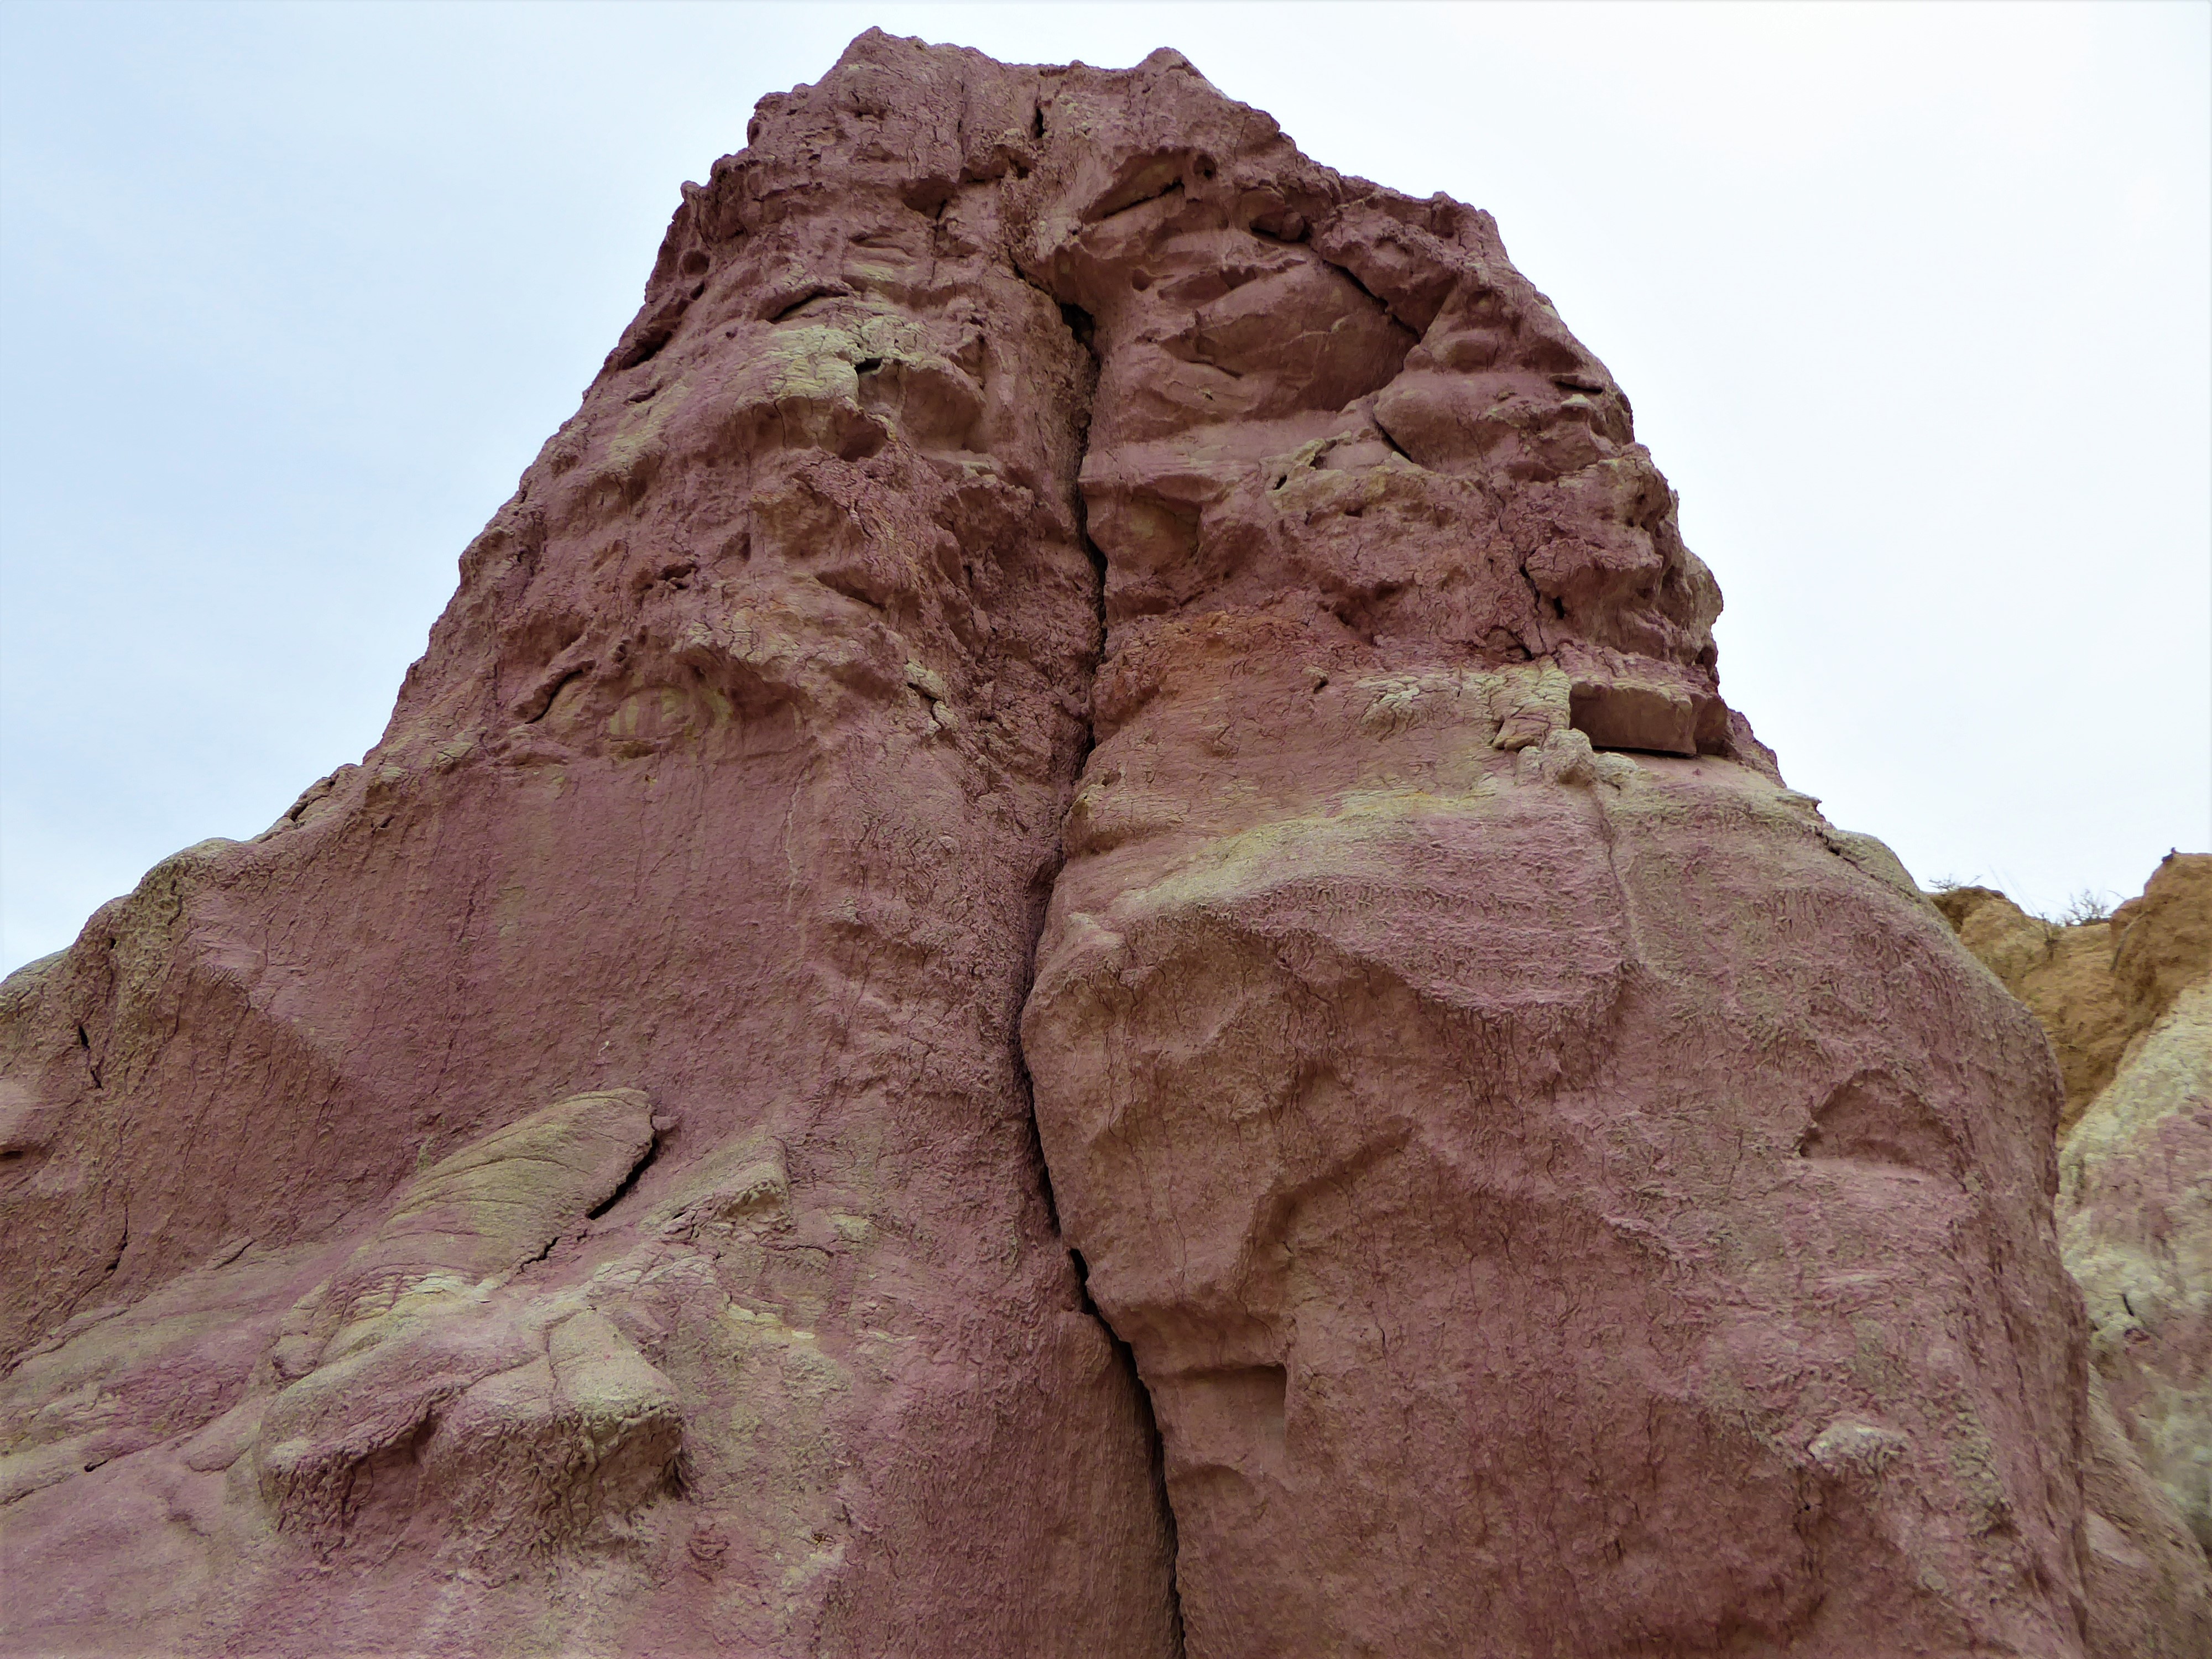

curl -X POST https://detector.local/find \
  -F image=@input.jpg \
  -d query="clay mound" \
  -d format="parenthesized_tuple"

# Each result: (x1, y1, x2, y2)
(2, 29, 2202, 1657)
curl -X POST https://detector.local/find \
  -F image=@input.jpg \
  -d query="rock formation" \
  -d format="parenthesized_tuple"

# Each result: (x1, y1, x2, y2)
(2, 30, 2203, 1656)
(1935, 859, 2211, 1136)
(1938, 854, 2212, 1649)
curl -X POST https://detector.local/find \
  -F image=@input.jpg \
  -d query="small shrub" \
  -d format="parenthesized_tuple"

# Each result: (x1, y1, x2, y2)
(2054, 889, 2116, 926)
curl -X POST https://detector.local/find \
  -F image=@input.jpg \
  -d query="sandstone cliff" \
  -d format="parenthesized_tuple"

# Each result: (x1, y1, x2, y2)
(1, 32, 2201, 1657)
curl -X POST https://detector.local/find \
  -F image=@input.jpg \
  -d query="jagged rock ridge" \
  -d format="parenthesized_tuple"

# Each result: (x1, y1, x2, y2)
(1, 30, 2203, 1657)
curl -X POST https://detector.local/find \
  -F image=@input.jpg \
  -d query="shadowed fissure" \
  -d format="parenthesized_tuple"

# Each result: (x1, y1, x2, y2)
(1012, 275, 1189, 1647)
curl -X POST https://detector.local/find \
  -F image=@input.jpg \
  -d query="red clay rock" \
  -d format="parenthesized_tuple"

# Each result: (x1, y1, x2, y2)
(0, 33, 1174, 1657)
(1010, 41, 2192, 1659)
(0, 28, 2196, 1656)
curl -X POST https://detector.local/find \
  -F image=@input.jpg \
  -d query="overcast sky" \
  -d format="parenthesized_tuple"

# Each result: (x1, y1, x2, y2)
(2, 1, 2206, 973)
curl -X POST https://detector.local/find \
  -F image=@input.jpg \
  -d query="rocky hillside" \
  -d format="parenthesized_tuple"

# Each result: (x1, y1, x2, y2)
(2, 31, 2204, 1657)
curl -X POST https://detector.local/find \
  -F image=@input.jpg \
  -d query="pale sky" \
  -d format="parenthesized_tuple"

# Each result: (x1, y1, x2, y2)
(3, 1, 2206, 973)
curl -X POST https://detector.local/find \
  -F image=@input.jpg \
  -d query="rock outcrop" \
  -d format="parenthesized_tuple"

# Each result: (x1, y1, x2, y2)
(1940, 853, 2212, 1647)
(2, 30, 2201, 1656)
(1935, 857, 2212, 1135)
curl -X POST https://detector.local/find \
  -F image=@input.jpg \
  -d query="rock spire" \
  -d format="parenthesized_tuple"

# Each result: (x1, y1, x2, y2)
(2, 30, 2201, 1657)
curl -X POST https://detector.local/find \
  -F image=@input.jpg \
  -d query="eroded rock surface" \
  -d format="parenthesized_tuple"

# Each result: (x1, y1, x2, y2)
(1934, 857, 2212, 1136)
(2, 28, 2197, 1656)
(0, 32, 1172, 1657)
(1942, 853, 2212, 1648)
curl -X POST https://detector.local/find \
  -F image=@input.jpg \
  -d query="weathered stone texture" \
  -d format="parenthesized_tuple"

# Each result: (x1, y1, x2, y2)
(2, 29, 2200, 1657)
(1, 33, 1172, 1657)
(1939, 853, 2212, 1655)
(1935, 856, 2212, 1136)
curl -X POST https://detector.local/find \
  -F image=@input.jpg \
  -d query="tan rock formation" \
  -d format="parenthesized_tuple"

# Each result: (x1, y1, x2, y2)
(1934, 854, 2212, 1135)
(2, 29, 2201, 1656)
(1933, 889, 2135, 1132)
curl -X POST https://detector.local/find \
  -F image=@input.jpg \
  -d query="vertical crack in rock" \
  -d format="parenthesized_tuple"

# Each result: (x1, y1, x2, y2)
(0, 28, 2202, 1659)
(0, 34, 1191, 1657)
(1020, 273, 1190, 1645)
(996, 32, 2201, 1659)
(1072, 1247, 1189, 1656)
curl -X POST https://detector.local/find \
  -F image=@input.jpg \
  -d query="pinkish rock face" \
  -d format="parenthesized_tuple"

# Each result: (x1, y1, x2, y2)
(0, 27, 2195, 1657)
(1026, 758, 2087, 1656)
(0, 33, 1174, 1658)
